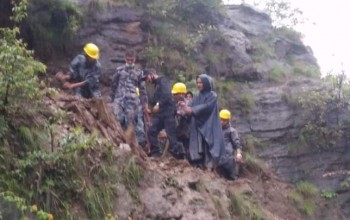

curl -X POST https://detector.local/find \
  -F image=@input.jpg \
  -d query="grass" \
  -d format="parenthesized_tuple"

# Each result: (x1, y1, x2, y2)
(238, 92, 256, 116)
(296, 182, 318, 198)
(229, 192, 265, 220)
(268, 64, 286, 82)
(293, 63, 321, 78)
(250, 37, 276, 63)
(244, 134, 267, 153)
(121, 156, 143, 202)
(243, 152, 267, 175)
(274, 27, 302, 42)
(288, 182, 318, 217)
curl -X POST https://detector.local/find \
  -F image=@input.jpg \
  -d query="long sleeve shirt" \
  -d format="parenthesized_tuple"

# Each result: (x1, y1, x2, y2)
(110, 65, 148, 106)
(69, 54, 101, 95)
(222, 123, 242, 155)
(153, 76, 176, 116)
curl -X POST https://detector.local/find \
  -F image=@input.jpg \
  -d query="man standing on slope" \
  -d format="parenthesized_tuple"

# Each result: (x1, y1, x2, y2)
(142, 69, 185, 159)
(110, 50, 148, 134)
(56, 43, 101, 98)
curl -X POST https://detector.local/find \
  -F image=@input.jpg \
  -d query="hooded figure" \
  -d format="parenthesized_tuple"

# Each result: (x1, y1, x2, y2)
(187, 74, 225, 168)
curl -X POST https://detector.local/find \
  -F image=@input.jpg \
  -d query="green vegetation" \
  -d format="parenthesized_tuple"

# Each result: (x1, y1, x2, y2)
(122, 156, 144, 202)
(252, 0, 304, 28)
(296, 90, 343, 150)
(243, 152, 267, 174)
(238, 92, 256, 116)
(293, 62, 320, 78)
(244, 134, 267, 153)
(268, 64, 286, 82)
(288, 181, 318, 216)
(229, 191, 265, 220)
(137, 0, 226, 79)
(26, 0, 81, 57)
(340, 177, 350, 189)
(274, 27, 302, 41)
(297, 182, 318, 198)
(250, 37, 276, 63)
(320, 189, 337, 200)
(0, 2, 144, 218)
(0, 0, 46, 133)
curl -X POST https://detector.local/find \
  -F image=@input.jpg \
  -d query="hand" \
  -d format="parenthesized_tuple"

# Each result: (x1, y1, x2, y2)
(55, 72, 65, 81)
(179, 101, 186, 107)
(183, 106, 192, 114)
(236, 152, 243, 163)
(144, 105, 151, 114)
(152, 104, 159, 113)
(63, 82, 72, 89)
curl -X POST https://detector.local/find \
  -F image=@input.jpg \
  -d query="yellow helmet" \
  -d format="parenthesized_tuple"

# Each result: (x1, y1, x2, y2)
(219, 109, 231, 120)
(172, 82, 187, 94)
(83, 43, 99, 59)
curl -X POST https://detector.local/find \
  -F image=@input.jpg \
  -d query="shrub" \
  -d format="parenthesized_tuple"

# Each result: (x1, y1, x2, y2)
(274, 27, 302, 41)
(26, 0, 81, 58)
(268, 64, 286, 82)
(238, 92, 256, 116)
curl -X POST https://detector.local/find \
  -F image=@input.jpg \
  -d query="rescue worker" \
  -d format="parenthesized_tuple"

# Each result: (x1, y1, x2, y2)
(181, 74, 226, 170)
(142, 69, 185, 159)
(218, 109, 243, 180)
(110, 50, 148, 130)
(55, 43, 101, 98)
(172, 82, 191, 159)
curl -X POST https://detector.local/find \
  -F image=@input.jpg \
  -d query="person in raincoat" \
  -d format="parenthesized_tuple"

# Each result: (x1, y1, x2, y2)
(181, 74, 226, 169)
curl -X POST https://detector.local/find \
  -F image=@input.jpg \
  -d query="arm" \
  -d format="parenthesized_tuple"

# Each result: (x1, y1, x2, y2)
(63, 81, 86, 89)
(191, 93, 217, 116)
(68, 55, 83, 82)
(84, 64, 101, 90)
(110, 70, 120, 102)
(229, 127, 243, 161)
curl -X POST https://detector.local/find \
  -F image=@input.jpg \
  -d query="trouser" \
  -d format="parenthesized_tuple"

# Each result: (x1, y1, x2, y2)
(217, 157, 237, 180)
(135, 107, 146, 145)
(111, 97, 139, 130)
(148, 114, 183, 154)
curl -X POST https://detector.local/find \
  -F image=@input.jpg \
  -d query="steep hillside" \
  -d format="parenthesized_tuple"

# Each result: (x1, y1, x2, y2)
(1, 0, 349, 219)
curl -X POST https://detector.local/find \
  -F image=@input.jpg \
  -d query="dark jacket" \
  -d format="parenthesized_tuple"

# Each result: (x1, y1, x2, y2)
(69, 54, 101, 97)
(153, 76, 176, 116)
(222, 123, 242, 155)
(188, 74, 225, 162)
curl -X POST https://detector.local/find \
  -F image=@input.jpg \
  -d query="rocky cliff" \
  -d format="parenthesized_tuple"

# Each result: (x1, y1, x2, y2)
(69, 3, 350, 218)
(2, 0, 349, 219)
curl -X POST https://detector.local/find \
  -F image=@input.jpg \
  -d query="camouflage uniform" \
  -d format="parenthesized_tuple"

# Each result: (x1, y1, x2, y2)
(110, 65, 148, 131)
(69, 54, 101, 98)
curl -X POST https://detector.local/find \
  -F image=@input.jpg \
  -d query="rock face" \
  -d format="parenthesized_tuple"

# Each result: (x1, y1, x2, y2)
(63, 2, 348, 218)
(78, 6, 148, 85)
(233, 78, 350, 217)
(71, 2, 350, 218)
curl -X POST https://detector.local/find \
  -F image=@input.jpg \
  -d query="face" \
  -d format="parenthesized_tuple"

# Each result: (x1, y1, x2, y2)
(125, 55, 136, 65)
(185, 93, 193, 100)
(86, 55, 96, 64)
(174, 93, 184, 101)
(145, 74, 153, 83)
(196, 78, 203, 91)
(221, 119, 229, 126)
